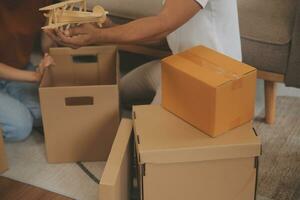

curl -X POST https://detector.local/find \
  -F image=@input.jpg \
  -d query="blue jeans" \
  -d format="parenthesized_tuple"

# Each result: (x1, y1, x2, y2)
(0, 63, 41, 142)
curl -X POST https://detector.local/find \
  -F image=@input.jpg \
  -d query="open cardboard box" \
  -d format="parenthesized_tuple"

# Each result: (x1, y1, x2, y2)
(162, 46, 257, 137)
(0, 129, 8, 173)
(99, 105, 261, 200)
(39, 46, 120, 163)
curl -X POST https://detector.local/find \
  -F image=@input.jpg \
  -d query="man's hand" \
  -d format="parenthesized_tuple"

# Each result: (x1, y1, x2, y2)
(45, 0, 201, 48)
(44, 29, 81, 49)
(58, 23, 102, 47)
(44, 23, 103, 49)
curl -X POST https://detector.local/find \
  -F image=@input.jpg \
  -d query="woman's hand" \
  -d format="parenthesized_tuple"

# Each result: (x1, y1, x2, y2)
(34, 53, 55, 82)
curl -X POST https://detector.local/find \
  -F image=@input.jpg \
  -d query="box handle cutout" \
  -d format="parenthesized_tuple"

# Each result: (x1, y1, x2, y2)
(72, 55, 98, 63)
(65, 96, 94, 106)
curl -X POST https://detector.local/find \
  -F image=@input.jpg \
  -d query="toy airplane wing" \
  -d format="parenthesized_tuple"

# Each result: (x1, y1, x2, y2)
(41, 22, 70, 30)
(39, 0, 85, 11)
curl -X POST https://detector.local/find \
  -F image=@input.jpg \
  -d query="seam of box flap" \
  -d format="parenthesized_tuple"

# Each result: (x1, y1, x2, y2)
(175, 46, 256, 85)
(216, 69, 257, 89)
(163, 55, 240, 87)
(179, 52, 243, 81)
(189, 46, 256, 74)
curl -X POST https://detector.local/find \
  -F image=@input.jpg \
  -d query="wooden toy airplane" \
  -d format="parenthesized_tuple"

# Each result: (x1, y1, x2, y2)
(40, 0, 108, 30)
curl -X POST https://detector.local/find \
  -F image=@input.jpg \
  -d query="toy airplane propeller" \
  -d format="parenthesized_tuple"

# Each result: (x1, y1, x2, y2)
(40, 0, 108, 30)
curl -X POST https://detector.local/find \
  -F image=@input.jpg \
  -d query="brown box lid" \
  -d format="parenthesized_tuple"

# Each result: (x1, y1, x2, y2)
(133, 105, 261, 164)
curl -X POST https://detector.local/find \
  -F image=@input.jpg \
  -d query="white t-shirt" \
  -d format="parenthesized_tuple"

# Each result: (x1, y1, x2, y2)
(167, 0, 242, 61)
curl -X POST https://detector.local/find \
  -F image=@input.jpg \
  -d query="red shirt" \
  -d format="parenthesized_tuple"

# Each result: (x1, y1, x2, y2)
(0, 0, 53, 69)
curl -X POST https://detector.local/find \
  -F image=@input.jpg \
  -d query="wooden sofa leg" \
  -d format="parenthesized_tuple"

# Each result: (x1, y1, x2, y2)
(264, 80, 277, 124)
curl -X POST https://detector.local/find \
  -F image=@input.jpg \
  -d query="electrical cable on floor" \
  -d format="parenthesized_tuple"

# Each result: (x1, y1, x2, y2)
(76, 162, 100, 184)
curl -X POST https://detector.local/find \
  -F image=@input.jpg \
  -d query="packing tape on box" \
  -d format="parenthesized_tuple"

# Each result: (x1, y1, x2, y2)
(232, 78, 243, 90)
(179, 52, 241, 81)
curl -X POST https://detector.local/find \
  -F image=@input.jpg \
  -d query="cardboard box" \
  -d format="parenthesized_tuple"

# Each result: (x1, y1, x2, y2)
(162, 46, 257, 137)
(99, 119, 133, 200)
(132, 105, 261, 200)
(0, 129, 8, 173)
(39, 46, 120, 163)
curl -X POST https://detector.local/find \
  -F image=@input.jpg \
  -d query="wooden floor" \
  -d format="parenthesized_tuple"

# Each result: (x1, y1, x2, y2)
(0, 177, 73, 200)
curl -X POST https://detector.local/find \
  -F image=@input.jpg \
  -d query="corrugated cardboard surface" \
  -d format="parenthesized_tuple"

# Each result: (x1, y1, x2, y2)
(40, 46, 120, 163)
(0, 129, 8, 173)
(133, 105, 260, 200)
(162, 45, 257, 137)
(99, 119, 133, 200)
(133, 105, 261, 164)
(143, 158, 257, 200)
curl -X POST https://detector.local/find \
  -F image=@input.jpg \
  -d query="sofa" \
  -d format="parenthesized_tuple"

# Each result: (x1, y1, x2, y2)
(238, 0, 300, 123)
(87, 0, 300, 124)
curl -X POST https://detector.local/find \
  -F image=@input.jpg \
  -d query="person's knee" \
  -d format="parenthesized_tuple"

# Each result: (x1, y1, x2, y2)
(3, 113, 33, 142)
(120, 60, 161, 105)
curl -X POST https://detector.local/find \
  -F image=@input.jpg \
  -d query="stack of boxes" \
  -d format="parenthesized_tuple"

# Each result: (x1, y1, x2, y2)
(36, 44, 261, 199)
(99, 46, 261, 200)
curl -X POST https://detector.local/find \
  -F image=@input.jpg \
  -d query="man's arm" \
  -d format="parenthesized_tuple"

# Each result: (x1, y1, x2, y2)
(97, 0, 201, 44)
(48, 0, 202, 47)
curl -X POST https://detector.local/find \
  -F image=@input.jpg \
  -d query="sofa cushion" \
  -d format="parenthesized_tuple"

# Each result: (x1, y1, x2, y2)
(87, 0, 163, 19)
(241, 38, 289, 74)
(238, 0, 298, 45)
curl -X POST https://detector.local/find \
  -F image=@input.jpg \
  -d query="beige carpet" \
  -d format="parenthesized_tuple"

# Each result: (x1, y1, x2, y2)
(2, 132, 105, 200)
(254, 96, 300, 200)
(1, 96, 300, 200)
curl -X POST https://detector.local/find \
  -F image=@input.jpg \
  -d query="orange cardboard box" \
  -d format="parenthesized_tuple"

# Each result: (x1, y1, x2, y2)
(162, 45, 257, 137)
(132, 105, 261, 200)
(39, 46, 120, 163)
(0, 129, 8, 173)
